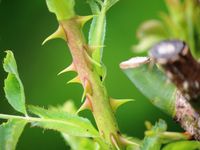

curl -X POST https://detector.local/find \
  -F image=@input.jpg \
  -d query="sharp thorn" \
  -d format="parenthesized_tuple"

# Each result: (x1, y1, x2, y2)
(67, 76, 81, 84)
(76, 96, 93, 114)
(110, 98, 134, 112)
(58, 63, 76, 75)
(42, 25, 67, 45)
(76, 15, 96, 27)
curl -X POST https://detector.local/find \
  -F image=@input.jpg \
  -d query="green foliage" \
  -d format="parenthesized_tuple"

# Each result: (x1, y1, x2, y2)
(141, 120, 190, 150)
(62, 134, 100, 150)
(28, 105, 99, 138)
(1, 0, 200, 150)
(46, 0, 75, 20)
(122, 63, 176, 116)
(1, 50, 100, 149)
(3, 51, 27, 115)
(142, 120, 167, 150)
(163, 141, 200, 150)
(88, 0, 118, 79)
(104, 0, 119, 11)
(0, 119, 27, 150)
(134, 0, 200, 59)
(55, 101, 101, 150)
(133, 20, 168, 53)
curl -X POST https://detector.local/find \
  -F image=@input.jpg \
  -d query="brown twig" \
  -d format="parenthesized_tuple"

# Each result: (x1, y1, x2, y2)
(150, 40, 200, 140)
(150, 40, 200, 103)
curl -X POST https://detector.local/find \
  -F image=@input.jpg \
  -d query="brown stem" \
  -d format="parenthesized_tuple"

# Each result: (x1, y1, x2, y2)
(150, 40, 200, 105)
(150, 40, 200, 140)
(175, 91, 200, 140)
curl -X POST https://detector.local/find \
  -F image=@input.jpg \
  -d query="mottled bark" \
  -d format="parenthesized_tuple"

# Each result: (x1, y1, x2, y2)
(150, 40, 200, 102)
(175, 91, 200, 140)
(150, 40, 200, 140)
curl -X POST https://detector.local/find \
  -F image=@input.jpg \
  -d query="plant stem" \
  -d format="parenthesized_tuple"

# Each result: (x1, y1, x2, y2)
(60, 19, 123, 149)
(89, 7, 106, 63)
(0, 113, 46, 122)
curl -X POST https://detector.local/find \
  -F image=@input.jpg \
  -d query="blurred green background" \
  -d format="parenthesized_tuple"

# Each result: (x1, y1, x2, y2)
(0, 0, 182, 149)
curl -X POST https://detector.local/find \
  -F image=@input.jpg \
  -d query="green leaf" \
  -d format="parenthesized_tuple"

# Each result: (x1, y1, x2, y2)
(142, 119, 167, 150)
(123, 135, 141, 150)
(0, 119, 27, 150)
(104, 0, 119, 11)
(50, 101, 104, 150)
(28, 105, 99, 138)
(62, 134, 100, 150)
(87, 0, 100, 14)
(194, 1, 200, 48)
(133, 20, 168, 53)
(121, 59, 176, 116)
(136, 20, 167, 40)
(134, 0, 200, 59)
(87, 0, 118, 78)
(133, 36, 165, 53)
(162, 141, 200, 150)
(141, 119, 189, 150)
(3, 51, 27, 115)
(185, 0, 200, 58)
(87, 0, 107, 79)
(46, 0, 75, 21)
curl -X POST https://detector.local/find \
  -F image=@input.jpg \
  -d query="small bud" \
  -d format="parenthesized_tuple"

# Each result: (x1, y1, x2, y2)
(120, 57, 150, 69)
(145, 121, 152, 130)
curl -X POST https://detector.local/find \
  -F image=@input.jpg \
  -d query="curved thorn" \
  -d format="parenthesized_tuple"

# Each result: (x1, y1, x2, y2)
(110, 98, 134, 112)
(58, 63, 76, 75)
(76, 96, 93, 114)
(42, 25, 67, 45)
(76, 15, 96, 27)
(67, 76, 81, 84)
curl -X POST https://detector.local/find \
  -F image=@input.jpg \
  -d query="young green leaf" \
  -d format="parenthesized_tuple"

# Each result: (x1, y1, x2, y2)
(87, 0, 100, 14)
(87, 0, 109, 78)
(50, 101, 103, 150)
(141, 119, 167, 150)
(0, 119, 27, 150)
(88, 0, 119, 64)
(46, 0, 75, 21)
(28, 105, 99, 138)
(104, 0, 119, 11)
(62, 134, 100, 150)
(120, 58, 176, 116)
(133, 20, 168, 53)
(61, 102, 100, 150)
(133, 36, 165, 53)
(141, 119, 190, 150)
(134, 0, 200, 59)
(162, 141, 200, 150)
(88, 1, 106, 65)
(3, 51, 27, 115)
